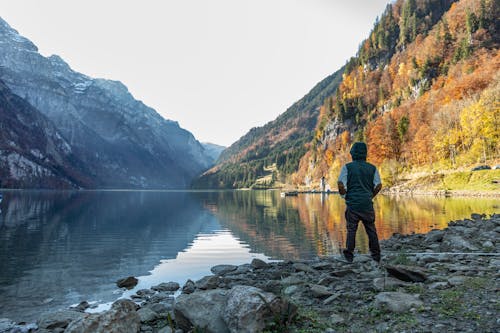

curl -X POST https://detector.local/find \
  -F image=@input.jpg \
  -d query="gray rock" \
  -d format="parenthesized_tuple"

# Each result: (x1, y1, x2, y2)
(71, 301, 90, 312)
(37, 310, 85, 330)
(310, 284, 333, 298)
(235, 264, 252, 274)
(329, 313, 345, 324)
(137, 308, 158, 322)
(373, 277, 410, 291)
(195, 275, 220, 290)
(280, 275, 305, 286)
(424, 229, 445, 243)
(293, 262, 316, 273)
(223, 285, 291, 333)
(331, 269, 354, 277)
(174, 289, 229, 333)
(448, 275, 468, 286)
(428, 282, 450, 290)
(323, 292, 341, 305)
(482, 240, 494, 249)
(116, 276, 139, 289)
(374, 292, 423, 313)
(65, 299, 140, 333)
(211, 265, 238, 275)
(283, 285, 301, 296)
(251, 258, 269, 269)
(158, 327, 173, 333)
(442, 234, 479, 251)
(152, 282, 180, 292)
(182, 279, 196, 294)
(385, 265, 427, 282)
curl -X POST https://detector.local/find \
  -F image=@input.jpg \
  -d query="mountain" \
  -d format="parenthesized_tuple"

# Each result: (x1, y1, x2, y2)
(201, 143, 226, 164)
(193, 68, 344, 189)
(0, 79, 93, 188)
(296, 0, 499, 188)
(0, 17, 212, 189)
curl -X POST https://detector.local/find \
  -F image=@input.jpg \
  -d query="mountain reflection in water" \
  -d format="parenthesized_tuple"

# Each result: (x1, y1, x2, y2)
(0, 190, 497, 322)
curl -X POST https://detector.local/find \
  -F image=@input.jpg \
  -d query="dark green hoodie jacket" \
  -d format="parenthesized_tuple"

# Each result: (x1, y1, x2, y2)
(343, 142, 379, 212)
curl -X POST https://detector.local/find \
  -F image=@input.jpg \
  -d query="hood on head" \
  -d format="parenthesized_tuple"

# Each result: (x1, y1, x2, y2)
(350, 142, 367, 161)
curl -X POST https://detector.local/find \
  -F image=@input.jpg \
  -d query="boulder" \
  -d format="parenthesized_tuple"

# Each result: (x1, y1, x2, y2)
(310, 284, 334, 298)
(251, 258, 269, 269)
(182, 279, 196, 294)
(211, 265, 238, 275)
(373, 277, 410, 291)
(37, 310, 85, 330)
(151, 282, 180, 292)
(116, 276, 138, 289)
(137, 307, 159, 322)
(442, 234, 479, 251)
(292, 263, 316, 273)
(174, 289, 229, 333)
(195, 275, 220, 290)
(374, 292, 423, 313)
(65, 299, 140, 333)
(385, 265, 427, 282)
(223, 285, 293, 333)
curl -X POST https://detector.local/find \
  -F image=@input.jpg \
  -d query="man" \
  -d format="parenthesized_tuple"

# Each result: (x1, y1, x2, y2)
(337, 142, 382, 263)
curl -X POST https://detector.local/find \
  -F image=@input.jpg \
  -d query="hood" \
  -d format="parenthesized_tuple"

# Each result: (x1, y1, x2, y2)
(350, 142, 367, 161)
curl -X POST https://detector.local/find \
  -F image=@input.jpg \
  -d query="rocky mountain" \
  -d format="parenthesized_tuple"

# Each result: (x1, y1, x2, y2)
(0, 79, 93, 188)
(201, 142, 226, 164)
(193, 68, 344, 189)
(296, 0, 499, 188)
(0, 17, 213, 189)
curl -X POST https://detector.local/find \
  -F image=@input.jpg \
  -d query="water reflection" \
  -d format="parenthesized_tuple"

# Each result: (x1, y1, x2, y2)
(0, 190, 497, 322)
(204, 191, 499, 259)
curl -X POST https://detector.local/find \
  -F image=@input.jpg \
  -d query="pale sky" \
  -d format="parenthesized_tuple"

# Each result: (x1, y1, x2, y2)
(0, 0, 392, 146)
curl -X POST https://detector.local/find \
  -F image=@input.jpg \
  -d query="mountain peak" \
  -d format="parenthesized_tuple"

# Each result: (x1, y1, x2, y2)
(0, 16, 38, 52)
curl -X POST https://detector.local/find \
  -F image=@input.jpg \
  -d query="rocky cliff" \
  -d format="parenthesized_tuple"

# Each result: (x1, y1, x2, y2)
(0, 17, 213, 189)
(0, 79, 92, 188)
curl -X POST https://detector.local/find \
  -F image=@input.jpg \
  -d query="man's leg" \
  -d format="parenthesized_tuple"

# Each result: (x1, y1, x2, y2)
(344, 208, 359, 261)
(360, 210, 381, 262)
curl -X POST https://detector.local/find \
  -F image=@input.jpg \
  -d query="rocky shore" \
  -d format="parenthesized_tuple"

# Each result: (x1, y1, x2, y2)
(1, 214, 499, 333)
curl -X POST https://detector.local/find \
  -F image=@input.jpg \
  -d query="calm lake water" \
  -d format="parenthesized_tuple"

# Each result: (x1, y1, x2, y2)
(0, 190, 498, 321)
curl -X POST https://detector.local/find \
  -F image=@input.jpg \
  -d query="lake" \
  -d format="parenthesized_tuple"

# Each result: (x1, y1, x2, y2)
(0, 190, 498, 322)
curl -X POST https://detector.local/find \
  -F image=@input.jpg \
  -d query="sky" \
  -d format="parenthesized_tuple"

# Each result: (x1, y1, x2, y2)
(0, 0, 392, 146)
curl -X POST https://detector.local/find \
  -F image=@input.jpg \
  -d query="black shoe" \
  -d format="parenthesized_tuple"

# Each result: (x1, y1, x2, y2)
(342, 249, 354, 263)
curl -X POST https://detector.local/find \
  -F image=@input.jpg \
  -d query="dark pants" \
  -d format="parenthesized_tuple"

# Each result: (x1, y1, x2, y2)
(344, 208, 381, 261)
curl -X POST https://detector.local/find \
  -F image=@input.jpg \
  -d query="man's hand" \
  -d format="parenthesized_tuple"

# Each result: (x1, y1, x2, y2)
(338, 182, 346, 195)
(372, 183, 382, 198)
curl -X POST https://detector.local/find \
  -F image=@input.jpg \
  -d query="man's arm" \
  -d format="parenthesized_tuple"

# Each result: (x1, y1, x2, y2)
(372, 183, 382, 198)
(338, 182, 346, 195)
(372, 168, 382, 198)
(337, 165, 348, 196)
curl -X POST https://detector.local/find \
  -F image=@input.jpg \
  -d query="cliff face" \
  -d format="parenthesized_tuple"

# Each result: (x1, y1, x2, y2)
(0, 17, 212, 189)
(0, 79, 92, 188)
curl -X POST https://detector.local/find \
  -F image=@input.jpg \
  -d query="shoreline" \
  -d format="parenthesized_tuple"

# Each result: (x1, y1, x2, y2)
(1, 213, 499, 333)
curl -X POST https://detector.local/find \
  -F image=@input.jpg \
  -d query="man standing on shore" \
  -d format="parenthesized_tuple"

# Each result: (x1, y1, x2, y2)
(337, 142, 382, 263)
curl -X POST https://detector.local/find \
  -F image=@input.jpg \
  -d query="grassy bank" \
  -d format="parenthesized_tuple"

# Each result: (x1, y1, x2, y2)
(386, 169, 500, 195)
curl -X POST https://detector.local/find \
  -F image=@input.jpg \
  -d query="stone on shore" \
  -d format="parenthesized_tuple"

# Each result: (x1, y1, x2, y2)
(116, 276, 138, 289)
(223, 285, 292, 333)
(251, 258, 269, 269)
(385, 265, 427, 282)
(374, 292, 423, 313)
(65, 299, 140, 333)
(174, 289, 229, 333)
(37, 310, 85, 331)
(211, 264, 238, 275)
(151, 282, 180, 292)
